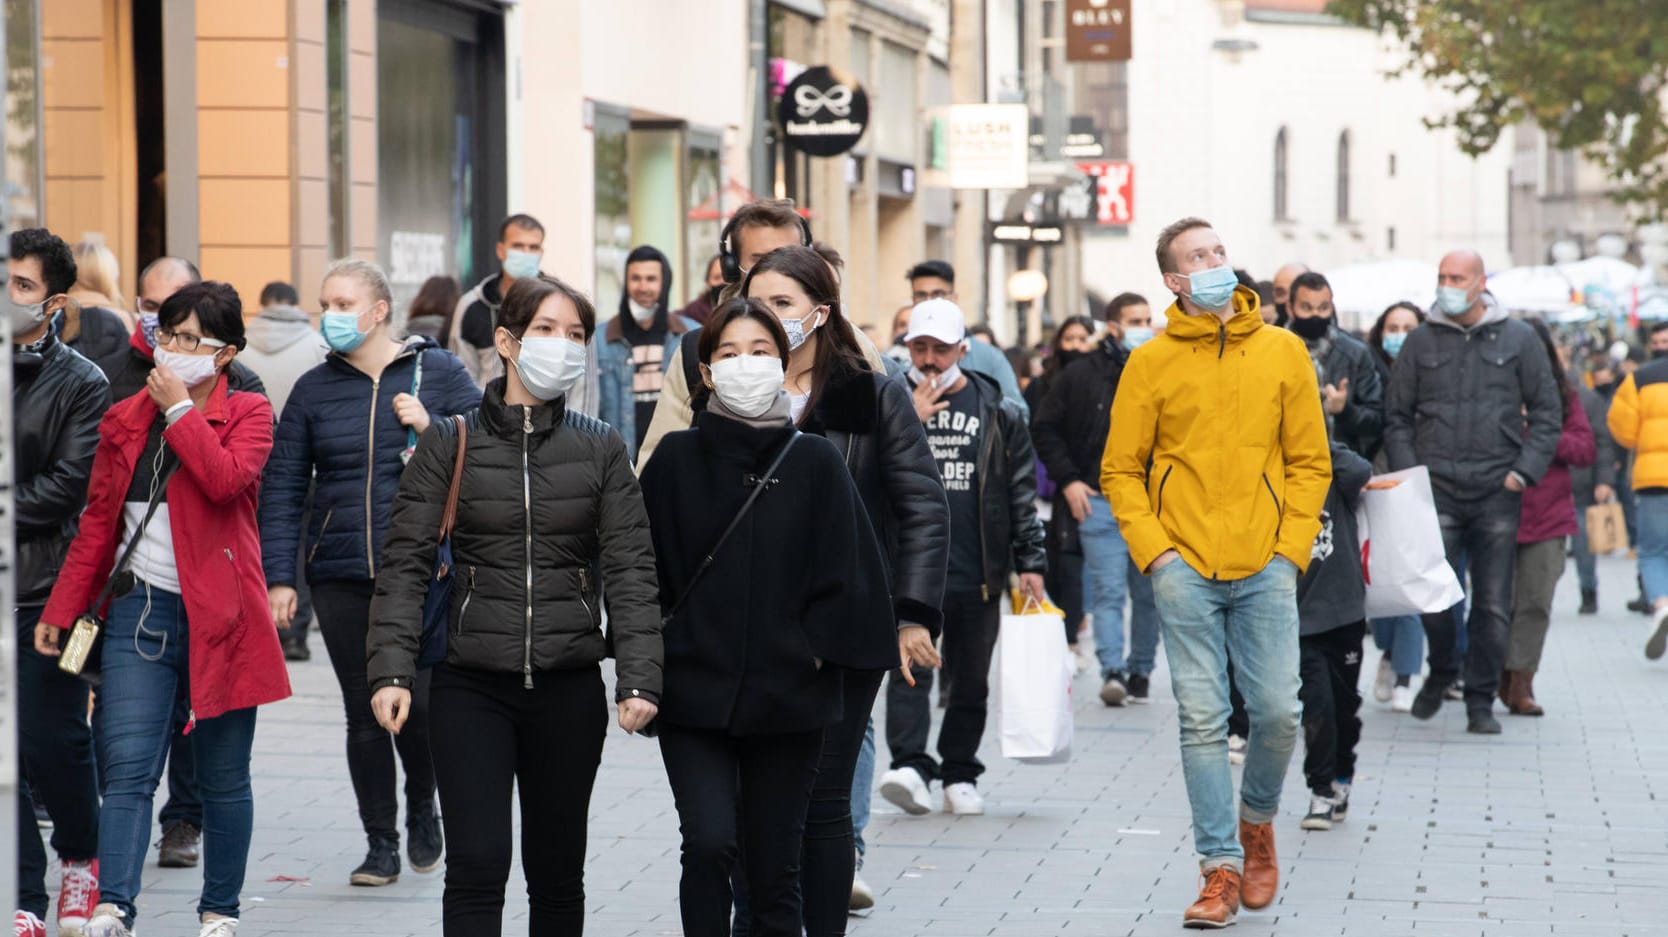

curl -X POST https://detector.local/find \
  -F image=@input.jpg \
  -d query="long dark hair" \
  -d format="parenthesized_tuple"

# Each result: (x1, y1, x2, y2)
(740, 245, 867, 419)
(1044, 315, 1095, 381)
(1367, 301, 1425, 368)
(1527, 317, 1572, 421)
(408, 275, 461, 345)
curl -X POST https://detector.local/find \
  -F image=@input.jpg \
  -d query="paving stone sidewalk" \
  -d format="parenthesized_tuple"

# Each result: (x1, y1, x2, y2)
(68, 553, 1668, 936)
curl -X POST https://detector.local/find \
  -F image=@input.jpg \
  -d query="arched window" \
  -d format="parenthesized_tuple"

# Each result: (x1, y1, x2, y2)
(1337, 130, 1352, 222)
(1274, 128, 1289, 221)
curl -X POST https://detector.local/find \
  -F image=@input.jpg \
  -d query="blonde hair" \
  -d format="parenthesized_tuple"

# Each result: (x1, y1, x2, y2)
(73, 240, 126, 310)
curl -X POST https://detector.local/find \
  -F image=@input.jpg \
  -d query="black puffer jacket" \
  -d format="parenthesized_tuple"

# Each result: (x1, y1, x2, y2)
(12, 337, 112, 605)
(367, 380, 662, 701)
(1032, 337, 1127, 496)
(797, 361, 950, 635)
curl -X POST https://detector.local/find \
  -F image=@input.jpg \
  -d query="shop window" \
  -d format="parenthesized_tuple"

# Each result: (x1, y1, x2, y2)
(5, 0, 41, 229)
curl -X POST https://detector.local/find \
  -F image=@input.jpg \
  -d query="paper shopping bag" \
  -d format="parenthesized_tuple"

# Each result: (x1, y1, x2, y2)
(1585, 502, 1629, 555)
(1355, 466, 1466, 618)
(993, 600, 1073, 764)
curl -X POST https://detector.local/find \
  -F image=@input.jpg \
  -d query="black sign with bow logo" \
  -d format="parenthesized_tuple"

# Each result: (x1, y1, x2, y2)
(778, 66, 869, 158)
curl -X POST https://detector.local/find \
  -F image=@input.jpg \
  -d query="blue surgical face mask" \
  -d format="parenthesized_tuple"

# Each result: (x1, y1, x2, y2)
(1436, 285, 1474, 316)
(1182, 265, 1239, 312)
(1382, 332, 1407, 359)
(503, 249, 541, 280)
(321, 311, 370, 354)
(1122, 326, 1155, 351)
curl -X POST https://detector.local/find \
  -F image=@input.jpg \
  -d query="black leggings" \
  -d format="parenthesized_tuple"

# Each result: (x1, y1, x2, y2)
(430, 664, 608, 937)
(311, 579, 436, 840)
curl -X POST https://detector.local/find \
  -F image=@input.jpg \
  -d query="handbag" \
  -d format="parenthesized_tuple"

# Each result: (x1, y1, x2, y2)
(659, 432, 800, 626)
(59, 452, 180, 685)
(417, 415, 468, 669)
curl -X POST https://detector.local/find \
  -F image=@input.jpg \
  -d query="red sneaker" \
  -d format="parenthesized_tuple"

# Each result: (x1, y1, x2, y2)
(58, 859, 100, 936)
(13, 910, 47, 937)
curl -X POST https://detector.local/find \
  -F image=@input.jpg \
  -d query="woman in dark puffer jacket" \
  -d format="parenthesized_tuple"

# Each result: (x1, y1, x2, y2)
(367, 274, 662, 937)
(258, 259, 481, 886)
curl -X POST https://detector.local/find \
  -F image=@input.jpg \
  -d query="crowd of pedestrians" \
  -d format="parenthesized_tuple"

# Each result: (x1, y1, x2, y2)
(8, 203, 1658, 937)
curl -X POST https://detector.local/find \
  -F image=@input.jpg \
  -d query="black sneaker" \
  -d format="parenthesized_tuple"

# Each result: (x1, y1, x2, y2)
(1300, 792, 1335, 831)
(408, 807, 443, 874)
(1578, 589, 1597, 615)
(350, 836, 401, 886)
(1466, 709, 1502, 735)
(1330, 782, 1351, 822)
(282, 637, 311, 662)
(1126, 673, 1151, 704)
(1629, 594, 1652, 614)
(1411, 679, 1448, 720)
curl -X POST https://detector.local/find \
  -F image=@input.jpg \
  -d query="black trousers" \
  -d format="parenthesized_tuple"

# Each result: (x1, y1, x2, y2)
(801, 668, 883, 937)
(430, 664, 608, 937)
(887, 592, 1002, 785)
(660, 724, 823, 937)
(1044, 517, 1086, 646)
(312, 579, 436, 840)
(1422, 490, 1520, 709)
(1299, 623, 1366, 795)
(16, 606, 100, 919)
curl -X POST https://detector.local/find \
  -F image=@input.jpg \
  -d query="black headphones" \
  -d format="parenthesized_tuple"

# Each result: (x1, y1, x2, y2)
(718, 209, 814, 284)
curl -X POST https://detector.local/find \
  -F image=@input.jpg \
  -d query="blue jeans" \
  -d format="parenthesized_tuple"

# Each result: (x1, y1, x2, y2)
(1636, 493, 1668, 604)
(1371, 616, 1424, 678)
(1125, 559, 1162, 677)
(851, 719, 875, 867)
(1571, 504, 1598, 594)
(1080, 495, 1131, 677)
(1150, 557, 1301, 867)
(97, 583, 259, 923)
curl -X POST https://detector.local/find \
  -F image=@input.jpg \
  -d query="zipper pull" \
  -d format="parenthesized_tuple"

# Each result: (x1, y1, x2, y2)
(183, 710, 197, 736)
(523, 405, 533, 433)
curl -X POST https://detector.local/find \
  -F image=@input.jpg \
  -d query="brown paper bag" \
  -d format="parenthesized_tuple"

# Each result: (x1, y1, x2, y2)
(1586, 502, 1629, 554)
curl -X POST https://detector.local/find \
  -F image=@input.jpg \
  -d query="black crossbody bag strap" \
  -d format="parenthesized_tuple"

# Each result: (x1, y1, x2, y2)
(95, 455, 181, 611)
(660, 432, 799, 626)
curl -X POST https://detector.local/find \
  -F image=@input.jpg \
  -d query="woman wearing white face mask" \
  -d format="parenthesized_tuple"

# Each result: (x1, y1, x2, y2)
(258, 258, 481, 888)
(639, 298, 896, 937)
(367, 274, 663, 937)
(36, 282, 290, 937)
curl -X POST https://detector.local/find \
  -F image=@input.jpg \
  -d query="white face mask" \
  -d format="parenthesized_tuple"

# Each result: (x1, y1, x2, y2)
(909, 363, 963, 390)
(155, 347, 222, 387)
(709, 355, 785, 418)
(627, 299, 657, 324)
(513, 336, 588, 401)
(6, 295, 46, 335)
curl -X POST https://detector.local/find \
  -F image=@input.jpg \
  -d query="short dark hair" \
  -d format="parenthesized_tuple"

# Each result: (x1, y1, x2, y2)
(9, 228, 77, 296)
(1289, 272, 1333, 302)
(811, 241, 845, 278)
(498, 274, 596, 344)
(1650, 321, 1668, 338)
(1105, 292, 1149, 322)
(698, 297, 792, 365)
(160, 281, 246, 350)
(498, 213, 545, 242)
(906, 260, 955, 285)
(969, 324, 996, 343)
(1155, 217, 1213, 274)
(260, 280, 299, 306)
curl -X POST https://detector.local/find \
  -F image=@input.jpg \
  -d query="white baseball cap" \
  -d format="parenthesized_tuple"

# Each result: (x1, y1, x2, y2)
(904, 298, 967, 345)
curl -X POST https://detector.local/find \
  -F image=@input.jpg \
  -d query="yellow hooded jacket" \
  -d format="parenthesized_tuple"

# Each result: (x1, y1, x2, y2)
(1100, 286, 1332, 580)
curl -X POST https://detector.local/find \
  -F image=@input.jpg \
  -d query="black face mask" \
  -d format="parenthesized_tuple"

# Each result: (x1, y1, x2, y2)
(1274, 302, 1289, 327)
(1290, 315, 1331, 341)
(1653, 349, 1668, 361)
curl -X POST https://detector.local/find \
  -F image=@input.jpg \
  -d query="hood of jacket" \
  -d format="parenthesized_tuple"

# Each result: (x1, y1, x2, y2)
(617, 245, 674, 323)
(1428, 291, 1509, 332)
(245, 305, 318, 354)
(1161, 285, 1265, 348)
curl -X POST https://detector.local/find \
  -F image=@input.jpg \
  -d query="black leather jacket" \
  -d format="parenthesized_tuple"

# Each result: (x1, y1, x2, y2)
(909, 370, 1048, 599)
(13, 337, 112, 605)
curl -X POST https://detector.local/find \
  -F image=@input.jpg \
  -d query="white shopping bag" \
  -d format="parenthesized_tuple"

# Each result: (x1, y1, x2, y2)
(993, 598, 1074, 764)
(1355, 465, 1465, 618)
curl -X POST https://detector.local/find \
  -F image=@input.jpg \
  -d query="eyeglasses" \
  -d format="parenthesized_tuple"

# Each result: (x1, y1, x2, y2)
(155, 329, 228, 353)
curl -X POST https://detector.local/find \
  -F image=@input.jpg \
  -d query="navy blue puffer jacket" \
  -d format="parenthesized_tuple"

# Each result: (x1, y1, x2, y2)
(260, 337, 482, 587)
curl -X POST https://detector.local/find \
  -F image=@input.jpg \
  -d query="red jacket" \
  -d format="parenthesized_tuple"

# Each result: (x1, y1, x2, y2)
(43, 377, 291, 720)
(1518, 387, 1596, 545)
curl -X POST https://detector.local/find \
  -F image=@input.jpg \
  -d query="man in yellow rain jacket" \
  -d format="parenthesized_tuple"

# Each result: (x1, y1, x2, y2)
(1101, 217, 1330, 930)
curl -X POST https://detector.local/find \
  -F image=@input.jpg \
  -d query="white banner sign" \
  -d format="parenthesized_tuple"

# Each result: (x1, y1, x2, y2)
(945, 104, 1029, 190)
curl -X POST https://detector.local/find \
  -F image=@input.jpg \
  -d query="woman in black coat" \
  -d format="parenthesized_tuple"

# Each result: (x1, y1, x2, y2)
(367, 274, 662, 937)
(641, 299, 897, 937)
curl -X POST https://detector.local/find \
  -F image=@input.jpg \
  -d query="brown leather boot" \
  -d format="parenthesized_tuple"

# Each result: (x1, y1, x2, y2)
(1182, 866, 1241, 929)
(1238, 819, 1278, 910)
(1507, 670, 1544, 716)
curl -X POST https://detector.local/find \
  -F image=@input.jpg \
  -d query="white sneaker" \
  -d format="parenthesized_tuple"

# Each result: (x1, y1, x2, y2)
(849, 871, 875, 911)
(1227, 734, 1247, 766)
(1300, 792, 1335, 830)
(943, 782, 985, 816)
(1373, 657, 1394, 702)
(877, 768, 933, 816)
(199, 914, 238, 937)
(83, 906, 132, 937)
(1391, 685, 1415, 713)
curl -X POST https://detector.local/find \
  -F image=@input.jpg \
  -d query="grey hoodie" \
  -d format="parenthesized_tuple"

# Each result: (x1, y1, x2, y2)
(241, 305, 329, 419)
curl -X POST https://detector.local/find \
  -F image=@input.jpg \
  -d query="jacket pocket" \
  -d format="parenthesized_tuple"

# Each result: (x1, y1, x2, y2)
(1154, 465, 1175, 518)
(1261, 473, 1283, 539)
(1481, 348, 1521, 392)
(307, 508, 335, 563)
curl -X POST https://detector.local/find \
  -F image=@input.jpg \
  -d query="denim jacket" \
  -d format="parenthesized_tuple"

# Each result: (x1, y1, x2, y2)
(596, 312, 696, 460)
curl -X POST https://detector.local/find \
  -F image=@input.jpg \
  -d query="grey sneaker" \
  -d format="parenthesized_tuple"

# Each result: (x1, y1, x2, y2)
(1099, 673, 1128, 707)
(83, 905, 132, 937)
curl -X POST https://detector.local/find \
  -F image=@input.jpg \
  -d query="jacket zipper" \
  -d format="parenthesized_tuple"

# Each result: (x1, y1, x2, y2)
(1155, 465, 1174, 518)
(364, 377, 380, 577)
(976, 398, 993, 603)
(308, 508, 334, 563)
(521, 405, 535, 689)
(457, 566, 477, 633)
(578, 567, 595, 625)
(1217, 322, 1228, 359)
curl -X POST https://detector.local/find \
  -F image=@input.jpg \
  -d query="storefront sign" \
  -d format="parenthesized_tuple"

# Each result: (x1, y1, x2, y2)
(1065, 0, 1132, 62)
(779, 66, 869, 158)
(1077, 161, 1135, 225)
(944, 104, 1029, 190)
(992, 223, 1064, 244)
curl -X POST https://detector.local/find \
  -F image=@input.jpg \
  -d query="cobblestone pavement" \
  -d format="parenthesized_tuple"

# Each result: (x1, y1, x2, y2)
(48, 553, 1668, 936)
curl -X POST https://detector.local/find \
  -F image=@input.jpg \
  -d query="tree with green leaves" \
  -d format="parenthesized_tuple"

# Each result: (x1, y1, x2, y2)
(1328, 0, 1668, 219)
